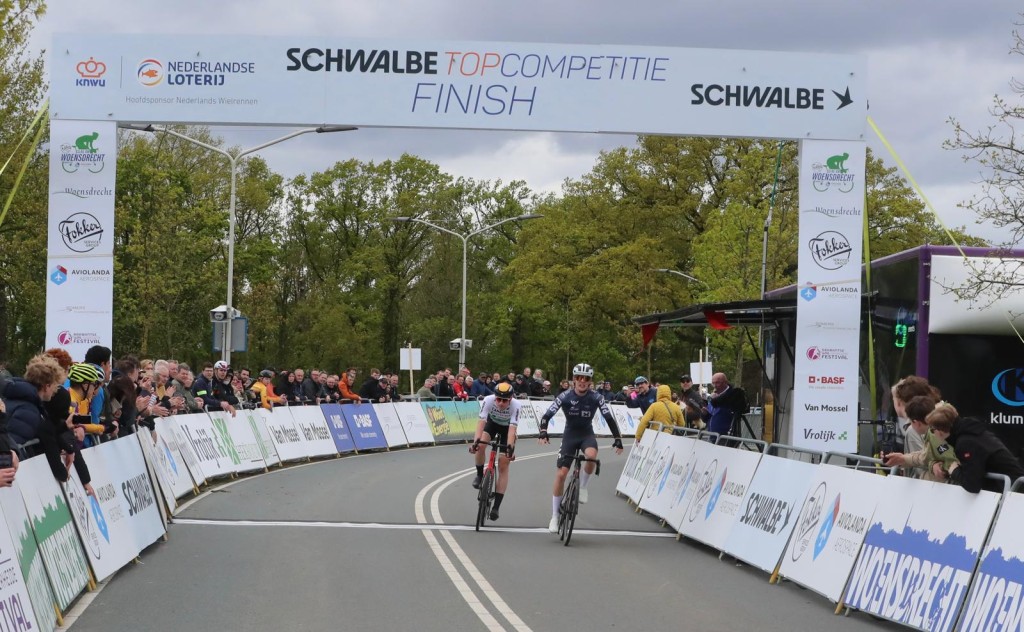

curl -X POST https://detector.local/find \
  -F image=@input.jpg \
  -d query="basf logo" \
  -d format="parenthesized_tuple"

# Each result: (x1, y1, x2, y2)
(138, 59, 164, 87)
(807, 375, 846, 391)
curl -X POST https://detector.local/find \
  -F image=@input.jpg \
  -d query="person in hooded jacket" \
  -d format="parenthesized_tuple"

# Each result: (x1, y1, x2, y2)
(3, 354, 93, 494)
(926, 403, 1024, 493)
(636, 384, 685, 442)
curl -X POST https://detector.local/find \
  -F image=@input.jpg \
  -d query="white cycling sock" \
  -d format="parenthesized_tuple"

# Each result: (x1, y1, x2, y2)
(552, 495, 561, 515)
(581, 470, 591, 488)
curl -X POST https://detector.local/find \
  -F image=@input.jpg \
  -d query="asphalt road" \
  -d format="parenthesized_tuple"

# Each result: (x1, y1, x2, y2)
(67, 441, 905, 631)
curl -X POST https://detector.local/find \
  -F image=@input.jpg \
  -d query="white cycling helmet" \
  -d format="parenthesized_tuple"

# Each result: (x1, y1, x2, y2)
(214, 360, 230, 370)
(572, 363, 594, 377)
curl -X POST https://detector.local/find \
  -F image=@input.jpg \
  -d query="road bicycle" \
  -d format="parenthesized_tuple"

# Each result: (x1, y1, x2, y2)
(473, 437, 506, 531)
(558, 449, 601, 546)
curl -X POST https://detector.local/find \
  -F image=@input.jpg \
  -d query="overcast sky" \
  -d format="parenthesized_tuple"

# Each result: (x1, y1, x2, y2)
(32, 1, 1024, 244)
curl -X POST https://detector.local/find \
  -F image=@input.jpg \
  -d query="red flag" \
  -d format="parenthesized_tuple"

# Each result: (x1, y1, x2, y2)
(704, 310, 732, 330)
(641, 322, 660, 349)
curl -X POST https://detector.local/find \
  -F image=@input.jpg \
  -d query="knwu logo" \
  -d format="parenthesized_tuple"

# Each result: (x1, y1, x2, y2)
(75, 57, 107, 87)
(808, 231, 852, 270)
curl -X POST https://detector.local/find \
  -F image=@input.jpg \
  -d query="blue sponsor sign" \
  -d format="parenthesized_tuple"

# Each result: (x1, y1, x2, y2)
(319, 404, 357, 453)
(339, 403, 388, 451)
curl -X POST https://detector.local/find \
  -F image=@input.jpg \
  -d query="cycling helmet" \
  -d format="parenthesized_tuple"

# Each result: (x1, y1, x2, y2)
(68, 363, 101, 384)
(634, 375, 649, 385)
(572, 363, 594, 378)
(494, 382, 514, 400)
(214, 360, 230, 370)
(259, 369, 274, 379)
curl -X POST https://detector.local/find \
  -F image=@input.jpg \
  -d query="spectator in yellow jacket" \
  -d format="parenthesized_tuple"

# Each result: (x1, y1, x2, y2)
(636, 384, 684, 442)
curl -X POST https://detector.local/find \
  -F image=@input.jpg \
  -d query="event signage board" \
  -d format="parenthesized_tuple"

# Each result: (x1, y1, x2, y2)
(960, 492, 1024, 632)
(674, 443, 764, 551)
(792, 140, 866, 451)
(284, 406, 338, 458)
(392, 402, 436, 445)
(779, 464, 883, 602)
(241, 408, 282, 466)
(420, 401, 473, 442)
(844, 480, 1000, 632)
(136, 432, 179, 509)
(207, 410, 267, 473)
(319, 404, 358, 453)
(16, 457, 90, 611)
(514, 401, 541, 437)
(616, 430, 657, 497)
(0, 486, 52, 632)
(45, 119, 116, 359)
(637, 434, 698, 522)
(609, 404, 639, 438)
(532, 401, 566, 435)
(173, 413, 236, 479)
(368, 403, 409, 448)
(51, 35, 866, 141)
(261, 407, 310, 462)
(721, 454, 819, 573)
(158, 417, 207, 487)
(661, 438, 718, 531)
(619, 431, 664, 503)
(338, 403, 389, 452)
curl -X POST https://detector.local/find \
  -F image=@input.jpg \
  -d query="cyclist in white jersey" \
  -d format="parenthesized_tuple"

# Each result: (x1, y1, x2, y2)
(469, 382, 520, 521)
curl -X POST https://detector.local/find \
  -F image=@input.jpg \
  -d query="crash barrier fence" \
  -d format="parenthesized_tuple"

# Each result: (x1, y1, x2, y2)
(0, 399, 646, 631)
(617, 424, 1024, 632)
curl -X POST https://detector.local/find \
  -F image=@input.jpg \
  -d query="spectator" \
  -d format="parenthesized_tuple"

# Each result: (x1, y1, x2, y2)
(492, 372, 504, 386)
(529, 371, 547, 398)
(541, 380, 552, 398)
(523, 367, 532, 381)
(174, 370, 206, 412)
(679, 375, 708, 429)
(470, 374, 491, 398)
(167, 360, 180, 383)
(926, 403, 1024, 493)
(610, 385, 630, 403)
(596, 380, 614, 400)
(83, 345, 112, 430)
(883, 396, 955, 481)
(293, 368, 315, 404)
(558, 379, 571, 394)
(512, 374, 529, 396)
(627, 376, 657, 414)
(359, 368, 383, 401)
(251, 370, 286, 409)
(238, 367, 253, 390)
(338, 369, 361, 402)
(453, 375, 470, 401)
(637, 384, 685, 441)
(416, 377, 437, 400)
(389, 375, 400, 398)
(67, 363, 107, 445)
(193, 361, 238, 415)
(892, 376, 940, 456)
(433, 374, 456, 400)
(704, 372, 747, 437)
(322, 374, 342, 403)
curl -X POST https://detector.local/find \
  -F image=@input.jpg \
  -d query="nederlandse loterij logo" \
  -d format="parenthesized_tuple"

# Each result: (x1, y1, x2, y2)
(75, 57, 107, 87)
(811, 153, 856, 193)
(50, 265, 68, 286)
(60, 132, 105, 174)
(138, 59, 164, 87)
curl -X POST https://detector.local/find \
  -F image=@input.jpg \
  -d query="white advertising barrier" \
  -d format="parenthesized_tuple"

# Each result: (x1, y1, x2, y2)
(532, 401, 566, 434)
(779, 464, 884, 603)
(620, 431, 666, 503)
(609, 403, 639, 438)
(616, 430, 657, 496)
(960, 492, 1024, 632)
(660, 439, 717, 530)
(515, 401, 541, 437)
(370, 403, 409, 448)
(721, 454, 819, 573)
(172, 412, 236, 480)
(158, 416, 207, 487)
(16, 456, 90, 611)
(262, 407, 310, 462)
(0, 485, 53, 632)
(637, 434, 698, 522)
(392, 402, 435, 445)
(68, 439, 166, 582)
(844, 480, 1000, 632)
(673, 443, 764, 551)
(136, 431, 177, 511)
(286, 406, 339, 458)
(207, 410, 267, 473)
(241, 408, 281, 467)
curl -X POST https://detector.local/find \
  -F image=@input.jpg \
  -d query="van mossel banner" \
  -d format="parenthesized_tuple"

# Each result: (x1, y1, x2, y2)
(16, 456, 90, 611)
(340, 403, 389, 451)
(961, 492, 1024, 632)
(262, 407, 310, 462)
(286, 406, 339, 458)
(51, 35, 866, 141)
(0, 486, 48, 632)
(844, 480, 999, 632)
(368, 403, 409, 448)
(720, 454, 819, 573)
(779, 464, 883, 603)
(319, 404, 358, 453)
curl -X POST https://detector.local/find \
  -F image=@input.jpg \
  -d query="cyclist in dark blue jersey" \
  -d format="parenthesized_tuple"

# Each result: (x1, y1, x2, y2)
(538, 362, 623, 533)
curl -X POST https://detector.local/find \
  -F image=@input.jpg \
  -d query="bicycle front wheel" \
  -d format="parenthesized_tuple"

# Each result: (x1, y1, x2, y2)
(563, 479, 579, 546)
(476, 471, 494, 531)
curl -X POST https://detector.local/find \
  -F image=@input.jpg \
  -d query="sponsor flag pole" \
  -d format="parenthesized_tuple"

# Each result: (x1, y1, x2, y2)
(0, 99, 47, 179)
(0, 101, 48, 229)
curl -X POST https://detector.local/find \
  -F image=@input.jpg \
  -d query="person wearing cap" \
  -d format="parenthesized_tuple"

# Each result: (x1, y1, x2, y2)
(626, 376, 657, 414)
(192, 361, 239, 415)
(512, 374, 529, 397)
(596, 380, 614, 400)
(679, 375, 708, 429)
(66, 363, 107, 446)
(250, 370, 285, 409)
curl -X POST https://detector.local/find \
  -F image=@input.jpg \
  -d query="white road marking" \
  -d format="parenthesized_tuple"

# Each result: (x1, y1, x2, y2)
(169, 518, 674, 536)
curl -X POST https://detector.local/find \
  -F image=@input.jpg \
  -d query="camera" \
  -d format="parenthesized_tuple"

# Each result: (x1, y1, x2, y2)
(449, 338, 473, 351)
(210, 305, 241, 323)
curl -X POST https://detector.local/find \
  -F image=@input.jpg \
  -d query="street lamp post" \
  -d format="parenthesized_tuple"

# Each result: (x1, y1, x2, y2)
(393, 213, 542, 370)
(651, 268, 703, 284)
(123, 124, 356, 364)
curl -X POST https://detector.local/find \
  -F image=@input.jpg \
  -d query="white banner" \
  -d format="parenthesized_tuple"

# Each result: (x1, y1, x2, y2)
(241, 408, 281, 466)
(286, 406, 338, 458)
(208, 410, 267, 473)
(157, 416, 207, 487)
(961, 492, 1024, 632)
(721, 454, 819, 573)
(136, 431, 176, 512)
(792, 139, 865, 452)
(16, 456, 90, 611)
(68, 439, 165, 581)
(844, 480, 999, 632)
(532, 401, 567, 434)
(391, 402, 435, 445)
(172, 413, 236, 480)
(637, 434, 698, 522)
(623, 432, 671, 504)
(51, 35, 866, 141)
(673, 443, 764, 550)
(779, 464, 883, 602)
(46, 119, 116, 360)
(261, 407, 310, 462)
(616, 430, 658, 497)
(610, 404, 639, 438)
(371, 403, 409, 448)
(0, 485, 52, 632)
(513, 401, 540, 437)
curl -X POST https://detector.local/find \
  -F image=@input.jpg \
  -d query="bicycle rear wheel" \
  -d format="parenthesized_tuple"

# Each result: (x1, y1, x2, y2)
(563, 478, 579, 546)
(476, 470, 494, 531)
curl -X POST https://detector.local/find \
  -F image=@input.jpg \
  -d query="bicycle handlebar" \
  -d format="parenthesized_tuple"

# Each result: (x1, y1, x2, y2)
(565, 451, 601, 476)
